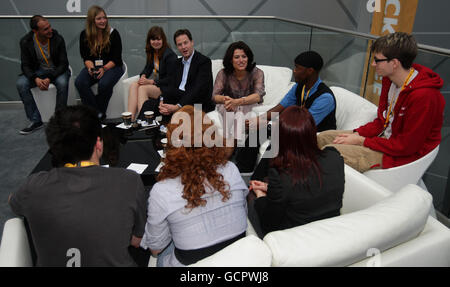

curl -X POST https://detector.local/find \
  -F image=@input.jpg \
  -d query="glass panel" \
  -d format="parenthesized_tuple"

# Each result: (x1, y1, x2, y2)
(415, 51, 450, 212)
(310, 28, 371, 95)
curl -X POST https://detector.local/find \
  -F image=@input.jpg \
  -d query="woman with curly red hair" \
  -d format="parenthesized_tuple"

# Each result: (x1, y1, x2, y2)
(140, 105, 248, 266)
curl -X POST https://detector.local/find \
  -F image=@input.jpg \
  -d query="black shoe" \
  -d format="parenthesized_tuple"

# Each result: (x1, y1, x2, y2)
(20, 121, 44, 135)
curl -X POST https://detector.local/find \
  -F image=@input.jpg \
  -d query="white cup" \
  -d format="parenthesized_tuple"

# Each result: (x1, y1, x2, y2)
(144, 111, 154, 125)
(121, 112, 132, 127)
(161, 137, 168, 148)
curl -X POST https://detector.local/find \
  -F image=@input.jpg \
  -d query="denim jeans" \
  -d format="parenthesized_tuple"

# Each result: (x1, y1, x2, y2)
(156, 241, 175, 267)
(16, 69, 70, 123)
(75, 66, 124, 115)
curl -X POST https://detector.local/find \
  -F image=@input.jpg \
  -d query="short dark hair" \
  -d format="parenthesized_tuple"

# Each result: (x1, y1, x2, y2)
(173, 29, 192, 45)
(222, 41, 256, 75)
(45, 105, 102, 167)
(30, 15, 46, 30)
(294, 51, 324, 72)
(371, 32, 417, 69)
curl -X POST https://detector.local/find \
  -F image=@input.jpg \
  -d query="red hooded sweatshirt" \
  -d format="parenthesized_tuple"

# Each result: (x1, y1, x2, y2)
(355, 63, 445, 168)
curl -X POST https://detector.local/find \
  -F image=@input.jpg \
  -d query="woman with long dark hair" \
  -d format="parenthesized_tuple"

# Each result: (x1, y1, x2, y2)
(75, 5, 124, 119)
(249, 106, 344, 237)
(127, 26, 177, 121)
(140, 105, 248, 266)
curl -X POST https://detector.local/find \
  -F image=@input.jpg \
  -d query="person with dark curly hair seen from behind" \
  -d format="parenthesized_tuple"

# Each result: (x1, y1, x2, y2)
(9, 105, 147, 266)
(140, 105, 248, 266)
(248, 106, 345, 238)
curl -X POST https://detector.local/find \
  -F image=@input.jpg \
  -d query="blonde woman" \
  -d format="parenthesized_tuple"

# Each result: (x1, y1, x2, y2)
(127, 26, 176, 121)
(75, 5, 123, 119)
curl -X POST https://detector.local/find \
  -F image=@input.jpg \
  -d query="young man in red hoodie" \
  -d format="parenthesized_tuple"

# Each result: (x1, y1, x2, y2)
(318, 32, 445, 172)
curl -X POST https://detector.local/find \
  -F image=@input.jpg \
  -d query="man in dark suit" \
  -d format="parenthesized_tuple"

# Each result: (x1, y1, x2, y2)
(159, 29, 215, 116)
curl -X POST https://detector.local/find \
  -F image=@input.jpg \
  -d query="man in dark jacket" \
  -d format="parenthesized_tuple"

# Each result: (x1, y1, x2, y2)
(158, 29, 215, 116)
(17, 15, 70, 135)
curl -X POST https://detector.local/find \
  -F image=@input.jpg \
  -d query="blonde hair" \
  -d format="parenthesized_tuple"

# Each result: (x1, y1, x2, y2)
(85, 5, 111, 57)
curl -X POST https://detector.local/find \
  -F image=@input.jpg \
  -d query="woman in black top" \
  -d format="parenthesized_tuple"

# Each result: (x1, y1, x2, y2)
(249, 106, 345, 237)
(75, 5, 124, 119)
(127, 26, 176, 121)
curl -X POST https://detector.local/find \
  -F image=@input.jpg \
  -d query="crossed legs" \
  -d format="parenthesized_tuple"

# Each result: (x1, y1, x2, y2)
(127, 82, 162, 120)
(317, 130, 383, 172)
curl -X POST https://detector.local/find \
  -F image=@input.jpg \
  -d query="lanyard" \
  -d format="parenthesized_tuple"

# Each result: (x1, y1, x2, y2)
(382, 68, 415, 130)
(35, 33, 50, 66)
(64, 161, 97, 168)
(153, 53, 159, 76)
(300, 85, 311, 107)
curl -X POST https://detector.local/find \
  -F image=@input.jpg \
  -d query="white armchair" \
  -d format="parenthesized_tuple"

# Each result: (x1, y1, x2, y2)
(182, 165, 450, 267)
(90, 62, 128, 119)
(0, 218, 33, 267)
(364, 145, 440, 193)
(206, 60, 294, 136)
(329, 86, 377, 130)
(31, 66, 77, 122)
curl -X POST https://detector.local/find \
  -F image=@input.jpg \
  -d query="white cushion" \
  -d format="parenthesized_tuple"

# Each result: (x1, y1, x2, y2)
(189, 235, 272, 267)
(263, 185, 432, 267)
(330, 86, 377, 130)
(257, 65, 292, 106)
(211, 59, 224, 82)
(210, 59, 292, 108)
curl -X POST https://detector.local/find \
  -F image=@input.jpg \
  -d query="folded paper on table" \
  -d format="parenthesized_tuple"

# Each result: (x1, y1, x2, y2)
(116, 123, 131, 129)
(127, 163, 148, 174)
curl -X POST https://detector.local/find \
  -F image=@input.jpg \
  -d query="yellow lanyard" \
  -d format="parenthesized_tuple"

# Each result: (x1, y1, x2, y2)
(64, 161, 97, 168)
(300, 85, 311, 107)
(35, 33, 50, 66)
(153, 54, 159, 76)
(383, 68, 415, 129)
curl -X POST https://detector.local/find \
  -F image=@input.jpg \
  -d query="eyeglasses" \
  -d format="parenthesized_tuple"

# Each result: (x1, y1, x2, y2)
(373, 57, 391, 63)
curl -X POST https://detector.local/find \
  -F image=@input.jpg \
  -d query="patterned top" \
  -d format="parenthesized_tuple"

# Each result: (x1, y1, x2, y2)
(213, 67, 265, 139)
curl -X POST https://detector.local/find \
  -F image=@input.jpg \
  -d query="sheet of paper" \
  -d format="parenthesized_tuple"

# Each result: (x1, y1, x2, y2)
(127, 163, 148, 174)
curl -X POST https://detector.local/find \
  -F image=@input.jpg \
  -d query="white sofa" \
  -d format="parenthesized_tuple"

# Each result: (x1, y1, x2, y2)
(121, 59, 293, 131)
(1, 165, 449, 267)
(190, 165, 450, 267)
(207, 59, 294, 136)
(31, 66, 77, 122)
(90, 62, 129, 119)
